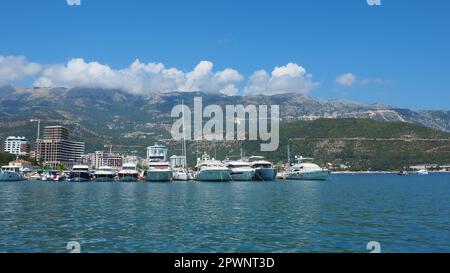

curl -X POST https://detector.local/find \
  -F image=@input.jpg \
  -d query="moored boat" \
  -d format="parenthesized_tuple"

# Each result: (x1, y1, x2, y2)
(0, 165, 25, 182)
(225, 160, 254, 181)
(248, 156, 276, 181)
(196, 153, 231, 182)
(145, 162, 173, 182)
(69, 165, 92, 182)
(287, 156, 330, 181)
(94, 166, 117, 181)
(118, 162, 139, 182)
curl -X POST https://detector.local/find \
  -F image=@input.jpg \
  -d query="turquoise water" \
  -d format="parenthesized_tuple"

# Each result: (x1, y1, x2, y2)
(0, 174, 449, 253)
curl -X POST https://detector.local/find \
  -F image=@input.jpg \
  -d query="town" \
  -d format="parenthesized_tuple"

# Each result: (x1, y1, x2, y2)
(1, 124, 449, 182)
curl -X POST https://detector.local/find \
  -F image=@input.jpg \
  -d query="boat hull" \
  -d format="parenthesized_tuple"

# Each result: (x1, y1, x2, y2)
(253, 168, 276, 181)
(145, 170, 173, 182)
(118, 174, 139, 182)
(95, 175, 116, 182)
(173, 171, 188, 181)
(0, 172, 25, 182)
(197, 170, 232, 182)
(287, 170, 330, 181)
(69, 172, 92, 182)
(231, 170, 254, 181)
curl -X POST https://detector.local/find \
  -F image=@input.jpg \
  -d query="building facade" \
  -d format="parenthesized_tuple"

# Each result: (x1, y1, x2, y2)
(4, 136, 30, 156)
(170, 155, 186, 168)
(87, 151, 123, 169)
(36, 126, 85, 168)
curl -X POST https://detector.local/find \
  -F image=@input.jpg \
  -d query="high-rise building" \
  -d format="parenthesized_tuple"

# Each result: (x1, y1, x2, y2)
(87, 151, 123, 169)
(3, 136, 30, 156)
(36, 126, 85, 168)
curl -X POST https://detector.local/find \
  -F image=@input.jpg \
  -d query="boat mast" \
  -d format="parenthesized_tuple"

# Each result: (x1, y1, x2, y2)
(181, 100, 187, 172)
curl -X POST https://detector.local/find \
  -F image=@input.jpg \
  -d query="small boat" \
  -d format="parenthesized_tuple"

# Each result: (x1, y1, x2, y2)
(287, 156, 330, 181)
(118, 162, 139, 182)
(196, 153, 231, 182)
(248, 156, 276, 181)
(397, 170, 408, 176)
(0, 165, 25, 182)
(417, 169, 429, 175)
(145, 162, 173, 182)
(69, 165, 92, 182)
(225, 160, 254, 181)
(44, 170, 65, 182)
(94, 166, 116, 181)
(173, 168, 189, 181)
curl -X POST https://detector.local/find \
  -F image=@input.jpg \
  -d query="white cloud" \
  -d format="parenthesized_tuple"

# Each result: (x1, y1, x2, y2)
(243, 63, 319, 95)
(0, 55, 42, 85)
(33, 58, 243, 95)
(66, 0, 81, 6)
(336, 73, 357, 87)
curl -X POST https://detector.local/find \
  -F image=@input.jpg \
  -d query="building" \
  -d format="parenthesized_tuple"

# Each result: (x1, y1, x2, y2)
(3, 136, 30, 156)
(147, 143, 168, 162)
(87, 151, 123, 169)
(36, 126, 85, 168)
(170, 155, 186, 168)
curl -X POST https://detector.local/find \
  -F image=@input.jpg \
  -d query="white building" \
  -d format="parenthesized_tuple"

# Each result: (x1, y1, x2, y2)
(4, 136, 30, 156)
(147, 143, 168, 162)
(170, 155, 186, 168)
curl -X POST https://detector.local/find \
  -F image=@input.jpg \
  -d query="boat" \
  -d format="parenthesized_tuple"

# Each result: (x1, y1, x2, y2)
(94, 166, 116, 181)
(287, 156, 330, 181)
(173, 167, 189, 181)
(145, 161, 173, 182)
(0, 164, 25, 181)
(225, 160, 254, 181)
(42, 170, 65, 181)
(145, 143, 173, 182)
(118, 162, 140, 182)
(397, 170, 408, 176)
(69, 165, 92, 182)
(248, 156, 276, 181)
(417, 169, 429, 175)
(196, 153, 231, 182)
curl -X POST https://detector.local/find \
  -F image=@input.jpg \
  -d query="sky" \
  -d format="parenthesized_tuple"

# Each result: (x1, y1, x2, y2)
(0, 0, 449, 109)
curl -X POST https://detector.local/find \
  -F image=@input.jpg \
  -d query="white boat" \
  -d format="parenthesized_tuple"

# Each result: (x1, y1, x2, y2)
(248, 156, 276, 181)
(0, 165, 25, 181)
(287, 156, 330, 181)
(225, 160, 254, 181)
(94, 166, 116, 181)
(417, 169, 429, 175)
(173, 168, 189, 181)
(118, 162, 140, 182)
(196, 153, 231, 182)
(146, 161, 173, 182)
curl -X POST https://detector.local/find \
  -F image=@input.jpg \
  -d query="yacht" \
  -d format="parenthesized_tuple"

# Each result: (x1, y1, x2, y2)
(173, 167, 189, 181)
(69, 165, 92, 182)
(196, 153, 231, 182)
(0, 164, 25, 181)
(287, 156, 330, 181)
(146, 161, 173, 182)
(145, 143, 173, 182)
(225, 160, 254, 181)
(118, 162, 140, 182)
(94, 166, 116, 181)
(42, 170, 65, 182)
(248, 156, 276, 181)
(417, 169, 429, 175)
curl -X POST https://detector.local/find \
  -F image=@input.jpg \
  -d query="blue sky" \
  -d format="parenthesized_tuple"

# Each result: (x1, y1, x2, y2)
(0, 0, 449, 109)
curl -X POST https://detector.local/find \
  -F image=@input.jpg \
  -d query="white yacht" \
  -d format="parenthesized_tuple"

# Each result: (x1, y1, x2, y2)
(287, 156, 330, 181)
(196, 153, 231, 182)
(94, 166, 117, 181)
(248, 156, 276, 181)
(173, 168, 189, 181)
(0, 164, 25, 181)
(417, 169, 429, 175)
(145, 143, 173, 182)
(225, 160, 254, 181)
(118, 162, 140, 182)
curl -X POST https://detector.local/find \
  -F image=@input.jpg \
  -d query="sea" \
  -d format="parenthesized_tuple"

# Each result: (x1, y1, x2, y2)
(0, 173, 449, 253)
